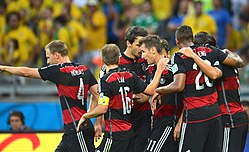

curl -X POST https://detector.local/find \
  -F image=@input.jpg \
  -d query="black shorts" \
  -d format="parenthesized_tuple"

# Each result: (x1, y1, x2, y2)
(96, 136, 129, 152)
(145, 125, 178, 152)
(179, 116, 223, 152)
(55, 127, 95, 152)
(222, 125, 248, 152)
(127, 110, 152, 152)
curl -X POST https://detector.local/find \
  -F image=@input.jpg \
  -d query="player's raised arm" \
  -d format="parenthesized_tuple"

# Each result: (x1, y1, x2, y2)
(0, 65, 41, 79)
(179, 47, 222, 80)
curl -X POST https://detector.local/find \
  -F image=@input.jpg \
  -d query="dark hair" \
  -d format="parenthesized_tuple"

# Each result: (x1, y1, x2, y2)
(194, 31, 217, 46)
(45, 40, 68, 56)
(125, 26, 148, 44)
(0, 1, 6, 9)
(8, 111, 25, 125)
(54, 15, 67, 26)
(175, 25, 193, 44)
(101, 44, 120, 65)
(139, 35, 163, 54)
(160, 39, 169, 53)
(7, 12, 21, 23)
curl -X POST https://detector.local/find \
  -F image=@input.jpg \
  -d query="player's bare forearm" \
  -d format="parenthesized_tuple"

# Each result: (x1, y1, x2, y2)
(83, 105, 108, 119)
(192, 54, 222, 80)
(0, 65, 41, 79)
(180, 47, 222, 79)
(155, 74, 185, 96)
(222, 49, 244, 68)
(133, 93, 150, 103)
(145, 58, 168, 95)
(89, 85, 99, 111)
(226, 52, 244, 68)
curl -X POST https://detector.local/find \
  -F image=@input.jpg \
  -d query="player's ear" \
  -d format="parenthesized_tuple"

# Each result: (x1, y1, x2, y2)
(126, 40, 131, 47)
(151, 47, 156, 54)
(175, 39, 180, 46)
(54, 52, 60, 59)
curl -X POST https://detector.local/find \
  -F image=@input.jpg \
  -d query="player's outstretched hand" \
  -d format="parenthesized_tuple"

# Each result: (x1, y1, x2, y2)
(179, 47, 196, 59)
(77, 116, 86, 132)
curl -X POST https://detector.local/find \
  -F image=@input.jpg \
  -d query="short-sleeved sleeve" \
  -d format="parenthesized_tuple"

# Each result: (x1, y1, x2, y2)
(214, 48, 228, 63)
(38, 64, 60, 83)
(170, 53, 187, 75)
(99, 77, 112, 97)
(86, 69, 98, 87)
(132, 72, 148, 94)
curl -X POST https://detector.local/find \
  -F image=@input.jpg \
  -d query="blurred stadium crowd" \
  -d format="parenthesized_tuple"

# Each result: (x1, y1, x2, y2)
(0, 0, 249, 97)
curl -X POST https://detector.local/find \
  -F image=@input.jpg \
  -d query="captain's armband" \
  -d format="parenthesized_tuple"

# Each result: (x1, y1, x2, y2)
(98, 93, 110, 106)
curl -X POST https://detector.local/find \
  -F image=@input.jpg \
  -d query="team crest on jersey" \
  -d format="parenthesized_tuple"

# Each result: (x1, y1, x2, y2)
(141, 63, 147, 71)
(160, 78, 166, 84)
(197, 51, 206, 57)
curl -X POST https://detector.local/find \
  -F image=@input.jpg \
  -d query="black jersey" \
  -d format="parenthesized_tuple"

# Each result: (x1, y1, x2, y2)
(99, 67, 147, 139)
(38, 63, 97, 133)
(216, 64, 248, 128)
(146, 64, 183, 127)
(118, 52, 150, 112)
(171, 46, 227, 123)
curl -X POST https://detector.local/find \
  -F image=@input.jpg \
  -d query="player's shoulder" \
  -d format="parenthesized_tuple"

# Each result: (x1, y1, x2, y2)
(40, 63, 60, 70)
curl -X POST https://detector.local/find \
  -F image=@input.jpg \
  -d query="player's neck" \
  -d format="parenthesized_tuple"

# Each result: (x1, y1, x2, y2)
(180, 42, 194, 48)
(58, 56, 71, 64)
(105, 64, 118, 73)
(124, 49, 135, 60)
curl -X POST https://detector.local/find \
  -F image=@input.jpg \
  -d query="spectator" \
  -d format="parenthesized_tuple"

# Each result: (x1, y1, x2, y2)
(239, 9, 249, 48)
(2, 12, 39, 66)
(208, 0, 232, 48)
(183, 0, 217, 36)
(132, 0, 159, 34)
(113, 0, 139, 51)
(102, 0, 120, 44)
(8, 111, 30, 132)
(81, 0, 107, 75)
(0, 2, 6, 54)
(161, 0, 189, 49)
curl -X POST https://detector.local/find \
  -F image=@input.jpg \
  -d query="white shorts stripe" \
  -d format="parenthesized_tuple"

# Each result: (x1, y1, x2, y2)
(178, 122, 187, 152)
(103, 138, 110, 152)
(103, 138, 113, 152)
(154, 126, 171, 152)
(77, 131, 88, 152)
(222, 128, 230, 152)
(156, 126, 172, 152)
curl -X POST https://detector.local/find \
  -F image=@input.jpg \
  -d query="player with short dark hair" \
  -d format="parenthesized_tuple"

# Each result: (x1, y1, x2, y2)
(155, 25, 227, 152)
(139, 35, 183, 152)
(119, 26, 151, 152)
(184, 32, 248, 152)
(77, 43, 167, 152)
(0, 40, 99, 152)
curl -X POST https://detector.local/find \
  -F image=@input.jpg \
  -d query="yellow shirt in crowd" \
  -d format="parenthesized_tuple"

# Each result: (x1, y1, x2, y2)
(85, 10, 107, 51)
(183, 13, 217, 35)
(3, 25, 38, 65)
